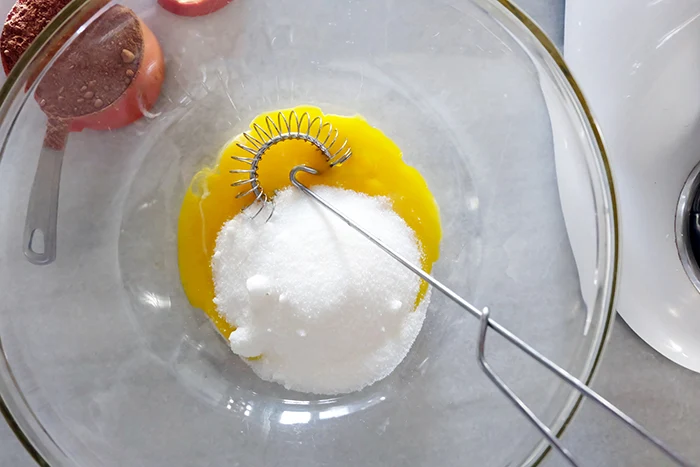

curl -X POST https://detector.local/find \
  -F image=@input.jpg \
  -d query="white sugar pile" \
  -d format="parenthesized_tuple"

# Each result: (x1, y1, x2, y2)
(212, 185, 430, 395)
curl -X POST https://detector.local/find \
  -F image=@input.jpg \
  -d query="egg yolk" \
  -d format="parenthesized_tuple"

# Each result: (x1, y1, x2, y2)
(178, 106, 441, 337)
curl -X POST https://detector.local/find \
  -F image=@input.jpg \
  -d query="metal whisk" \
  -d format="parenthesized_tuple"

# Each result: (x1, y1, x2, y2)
(230, 118, 692, 466)
(230, 110, 352, 219)
(287, 166, 691, 467)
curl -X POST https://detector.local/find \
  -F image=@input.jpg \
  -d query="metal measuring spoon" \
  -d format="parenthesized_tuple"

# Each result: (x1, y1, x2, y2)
(6, 4, 165, 264)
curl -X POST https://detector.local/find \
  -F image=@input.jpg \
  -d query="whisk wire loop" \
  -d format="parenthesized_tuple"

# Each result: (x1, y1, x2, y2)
(230, 111, 352, 218)
(288, 164, 693, 467)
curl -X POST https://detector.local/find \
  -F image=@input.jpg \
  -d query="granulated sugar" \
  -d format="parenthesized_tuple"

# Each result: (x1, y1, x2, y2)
(212, 186, 430, 395)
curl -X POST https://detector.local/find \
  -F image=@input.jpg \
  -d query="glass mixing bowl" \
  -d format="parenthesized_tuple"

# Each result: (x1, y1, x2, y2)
(0, 0, 617, 465)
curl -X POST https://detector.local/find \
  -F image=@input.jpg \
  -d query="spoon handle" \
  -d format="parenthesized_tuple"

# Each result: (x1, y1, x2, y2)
(23, 122, 68, 265)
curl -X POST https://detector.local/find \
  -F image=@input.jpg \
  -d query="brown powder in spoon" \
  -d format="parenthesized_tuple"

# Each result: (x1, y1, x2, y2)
(34, 5, 143, 120)
(2, 3, 145, 148)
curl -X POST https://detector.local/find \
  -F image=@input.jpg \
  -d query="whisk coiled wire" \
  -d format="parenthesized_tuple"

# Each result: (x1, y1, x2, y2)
(230, 110, 352, 219)
(224, 107, 687, 466)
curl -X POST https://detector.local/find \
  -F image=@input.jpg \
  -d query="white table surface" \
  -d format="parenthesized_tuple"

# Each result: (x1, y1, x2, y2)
(5, 1, 700, 466)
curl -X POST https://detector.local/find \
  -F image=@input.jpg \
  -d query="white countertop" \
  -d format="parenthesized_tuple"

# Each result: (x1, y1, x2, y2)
(5, 1, 700, 466)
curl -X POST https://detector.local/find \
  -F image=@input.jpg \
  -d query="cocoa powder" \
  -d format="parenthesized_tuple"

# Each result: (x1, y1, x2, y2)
(35, 5, 143, 119)
(0, 0, 72, 74)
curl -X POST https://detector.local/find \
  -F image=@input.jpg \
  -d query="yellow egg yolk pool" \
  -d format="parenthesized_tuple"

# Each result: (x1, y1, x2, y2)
(178, 106, 441, 338)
